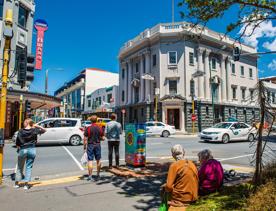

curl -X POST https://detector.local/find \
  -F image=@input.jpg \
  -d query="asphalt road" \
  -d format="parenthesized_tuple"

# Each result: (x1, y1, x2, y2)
(3, 136, 276, 179)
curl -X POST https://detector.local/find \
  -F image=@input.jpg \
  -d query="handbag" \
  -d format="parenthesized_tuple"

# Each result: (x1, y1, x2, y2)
(80, 152, 88, 166)
(158, 191, 168, 211)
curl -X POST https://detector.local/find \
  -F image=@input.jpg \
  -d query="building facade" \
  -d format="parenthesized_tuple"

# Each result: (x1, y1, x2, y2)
(85, 85, 118, 117)
(118, 22, 260, 132)
(0, 0, 35, 90)
(55, 68, 118, 118)
(261, 76, 276, 107)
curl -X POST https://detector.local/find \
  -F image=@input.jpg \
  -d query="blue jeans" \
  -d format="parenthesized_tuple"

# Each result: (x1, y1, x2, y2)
(15, 147, 36, 182)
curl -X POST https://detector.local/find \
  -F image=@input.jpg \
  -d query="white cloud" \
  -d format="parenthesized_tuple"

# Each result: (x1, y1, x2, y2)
(268, 60, 276, 71)
(263, 39, 276, 51)
(239, 20, 276, 48)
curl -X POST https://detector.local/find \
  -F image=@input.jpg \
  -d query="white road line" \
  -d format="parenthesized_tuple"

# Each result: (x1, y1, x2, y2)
(218, 154, 253, 162)
(3, 168, 16, 171)
(61, 145, 84, 171)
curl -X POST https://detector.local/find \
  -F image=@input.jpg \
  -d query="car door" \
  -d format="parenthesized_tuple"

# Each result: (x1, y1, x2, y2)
(37, 119, 57, 142)
(54, 119, 77, 142)
(230, 123, 242, 140)
(156, 122, 165, 135)
(146, 122, 155, 135)
(239, 123, 250, 140)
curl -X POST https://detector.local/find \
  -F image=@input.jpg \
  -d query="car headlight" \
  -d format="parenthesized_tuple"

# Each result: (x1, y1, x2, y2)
(211, 132, 221, 135)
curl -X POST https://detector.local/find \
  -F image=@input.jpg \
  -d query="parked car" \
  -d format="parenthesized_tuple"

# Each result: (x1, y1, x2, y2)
(12, 118, 84, 146)
(145, 121, 176, 137)
(199, 122, 257, 144)
(81, 120, 91, 128)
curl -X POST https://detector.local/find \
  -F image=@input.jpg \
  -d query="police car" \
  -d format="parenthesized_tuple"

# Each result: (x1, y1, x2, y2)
(199, 122, 257, 144)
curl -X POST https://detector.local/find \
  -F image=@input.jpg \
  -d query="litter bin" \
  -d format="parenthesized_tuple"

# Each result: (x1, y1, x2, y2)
(125, 124, 146, 167)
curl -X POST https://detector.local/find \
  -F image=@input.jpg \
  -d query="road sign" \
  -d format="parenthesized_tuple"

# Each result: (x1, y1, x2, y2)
(121, 109, 126, 114)
(191, 114, 196, 122)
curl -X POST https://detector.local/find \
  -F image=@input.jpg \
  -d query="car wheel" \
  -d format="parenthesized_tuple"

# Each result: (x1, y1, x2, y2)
(248, 133, 254, 142)
(222, 134, 230, 144)
(162, 130, 170, 138)
(69, 135, 81, 146)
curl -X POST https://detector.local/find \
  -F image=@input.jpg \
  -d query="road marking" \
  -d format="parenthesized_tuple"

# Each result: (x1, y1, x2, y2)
(3, 168, 16, 171)
(29, 175, 82, 187)
(218, 154, 253, 162)
(61, 145, 84, 171)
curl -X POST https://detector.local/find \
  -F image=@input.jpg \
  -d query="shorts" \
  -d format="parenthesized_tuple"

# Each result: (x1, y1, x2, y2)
(87, 144, 101, 161)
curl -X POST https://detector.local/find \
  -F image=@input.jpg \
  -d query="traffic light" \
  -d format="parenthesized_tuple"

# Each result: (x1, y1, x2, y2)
(233, 47, 240, 61)
(26, 54, 35, 82)
(17, 48, 27, 88)
(25, 100, 32, 117)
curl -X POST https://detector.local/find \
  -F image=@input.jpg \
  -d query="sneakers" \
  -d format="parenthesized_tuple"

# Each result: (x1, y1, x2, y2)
(87, 176, 93, 181)
(13, 184, 20, 189)
(23, 185, 30, 190)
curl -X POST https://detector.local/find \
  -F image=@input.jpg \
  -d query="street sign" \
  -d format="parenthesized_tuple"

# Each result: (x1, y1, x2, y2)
(121, 109, 126, 114)
(191, 114, 196, 122)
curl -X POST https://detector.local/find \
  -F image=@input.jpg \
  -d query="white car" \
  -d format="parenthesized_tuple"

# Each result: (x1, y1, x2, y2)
(12, 118, 84, 146)
(81, 120, 91, 128)
(146, 121, 176, 137)
(199, 122, 256, 144)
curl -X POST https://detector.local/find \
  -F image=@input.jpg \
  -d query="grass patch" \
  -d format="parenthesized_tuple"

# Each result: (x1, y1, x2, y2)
(187, 184, 252, 211)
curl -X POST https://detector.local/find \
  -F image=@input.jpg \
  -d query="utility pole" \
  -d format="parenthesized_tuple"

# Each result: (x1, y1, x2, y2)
(19, 95, 23, 129)
(172, 0, 175, 26)
(0, 9, 13, 184)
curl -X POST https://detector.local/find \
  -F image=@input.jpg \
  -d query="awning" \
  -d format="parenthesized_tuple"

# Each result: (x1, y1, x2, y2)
(6, 89, 62, 110)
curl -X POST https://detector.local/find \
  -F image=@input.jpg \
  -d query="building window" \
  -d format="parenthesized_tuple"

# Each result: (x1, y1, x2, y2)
(168, 51, 177, 65)
(107, 93, 112, 103)
(122, 69, 125, 79)
(152, 54, 157, 66)
(250, 90, 254, 101)
(232, 63, 235, 74)
(134, 87, 139, 103)
(249, 68, 253, 78)
(241, 88, 246, 100)
(0, 0, 3, 18)
(169, 80, 177, 95)
(18, 5, 28, 28)
(211, 58, 216, 70)
(189, 52, 194, 66)
(229, 108, 231, 116)
(141, 108, 144, 116)
(135, 63, 139, 73)
(267, 91, 271, 102)
(122, 91, 125, 102)
(240, 66, 244, 76)
(232, 87, 237, 99)
(206, 107, 209, 116)
(88, 99, 91, 108)
(143, 57, 146, 73)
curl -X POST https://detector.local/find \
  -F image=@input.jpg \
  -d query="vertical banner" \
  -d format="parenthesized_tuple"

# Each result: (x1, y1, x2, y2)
(125, 124, 146, 167)
(34, 19, 48, 70)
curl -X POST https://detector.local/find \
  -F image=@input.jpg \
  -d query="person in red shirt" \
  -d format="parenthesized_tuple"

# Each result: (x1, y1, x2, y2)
(84, 115, 104, 181)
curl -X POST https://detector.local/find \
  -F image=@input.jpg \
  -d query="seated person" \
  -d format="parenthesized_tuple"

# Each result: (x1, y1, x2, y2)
(197, 149, 224, 195)
(163, 144, 198, 210)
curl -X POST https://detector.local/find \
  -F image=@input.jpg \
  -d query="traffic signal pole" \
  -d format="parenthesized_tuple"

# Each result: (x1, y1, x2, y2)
(0, 10, 13, 184)
(192, 97, 195, 134)
(19, 95, 23, 129)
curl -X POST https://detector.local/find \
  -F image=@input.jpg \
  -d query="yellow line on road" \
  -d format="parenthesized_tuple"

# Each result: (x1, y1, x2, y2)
(28, 175, 83, 187)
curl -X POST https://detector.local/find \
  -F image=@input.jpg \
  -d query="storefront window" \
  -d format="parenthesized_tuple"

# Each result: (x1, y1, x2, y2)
(0, 0, 4, 18)
(18, 5, 28, 28)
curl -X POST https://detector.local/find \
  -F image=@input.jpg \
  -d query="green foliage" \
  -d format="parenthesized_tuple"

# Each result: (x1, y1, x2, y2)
(178, 0, 276, 39)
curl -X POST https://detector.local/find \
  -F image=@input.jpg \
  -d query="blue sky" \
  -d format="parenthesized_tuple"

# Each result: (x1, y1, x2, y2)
(31, 0, 276, 95)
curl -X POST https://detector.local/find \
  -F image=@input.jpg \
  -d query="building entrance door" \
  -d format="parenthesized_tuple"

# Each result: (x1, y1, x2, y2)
(167, 109, 180, 129)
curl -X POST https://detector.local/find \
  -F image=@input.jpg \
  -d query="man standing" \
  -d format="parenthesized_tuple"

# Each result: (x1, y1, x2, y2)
(84, 115, 104, 181)
(105, 113, 122, 169)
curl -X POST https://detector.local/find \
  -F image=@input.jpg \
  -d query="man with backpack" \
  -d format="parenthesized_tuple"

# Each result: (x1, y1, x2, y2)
(105, 113, 122, 169)
(84, 115, 104, 181)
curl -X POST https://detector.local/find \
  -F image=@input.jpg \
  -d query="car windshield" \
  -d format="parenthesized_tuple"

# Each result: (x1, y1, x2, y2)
(212, 123, 232, 129)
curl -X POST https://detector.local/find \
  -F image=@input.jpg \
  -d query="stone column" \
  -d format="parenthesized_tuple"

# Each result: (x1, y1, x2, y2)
(197, 48, 204, 99)
(127, 61, 132, 104)
(204, 49, 211, 100)
(221, 55, 227, 102)
(227, 60, 232, 101)
(145, 51, 151, 102)
(139, 56, 144, 103)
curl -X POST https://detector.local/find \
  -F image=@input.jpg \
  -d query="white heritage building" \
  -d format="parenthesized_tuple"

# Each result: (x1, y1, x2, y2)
(117, 22, 260, 132)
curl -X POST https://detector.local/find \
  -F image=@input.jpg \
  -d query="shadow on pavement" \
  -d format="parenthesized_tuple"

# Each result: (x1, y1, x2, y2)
(95, 162, 170, 211)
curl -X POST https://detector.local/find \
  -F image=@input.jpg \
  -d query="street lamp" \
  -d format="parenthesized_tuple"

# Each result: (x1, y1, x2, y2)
(45, 68, 63, 94)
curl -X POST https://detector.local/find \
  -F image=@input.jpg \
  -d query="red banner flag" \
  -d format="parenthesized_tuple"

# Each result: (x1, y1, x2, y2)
(34, 20, 48, 70)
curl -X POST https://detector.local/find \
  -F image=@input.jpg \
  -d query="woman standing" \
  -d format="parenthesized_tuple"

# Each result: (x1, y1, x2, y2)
(198, 149, 224, 195)
(14, 118, 46, 189)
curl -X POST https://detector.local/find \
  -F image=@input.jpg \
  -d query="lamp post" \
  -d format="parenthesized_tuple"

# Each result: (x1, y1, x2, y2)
(45, 68, 63, 94)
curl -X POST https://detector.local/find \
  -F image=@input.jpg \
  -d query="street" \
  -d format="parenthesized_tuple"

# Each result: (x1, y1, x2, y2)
(3, 136, 276, 179)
